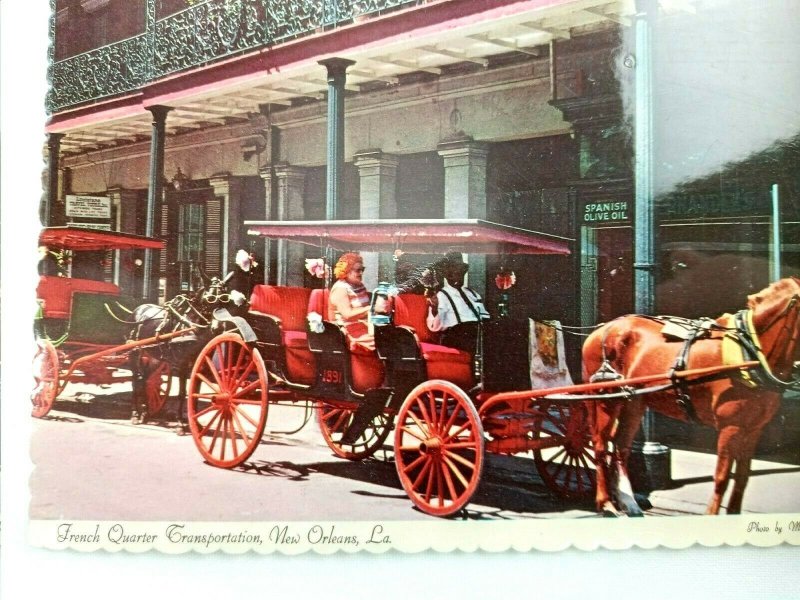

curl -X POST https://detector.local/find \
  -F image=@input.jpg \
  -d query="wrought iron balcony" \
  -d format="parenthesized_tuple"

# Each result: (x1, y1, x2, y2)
(47, 0, 421, 113)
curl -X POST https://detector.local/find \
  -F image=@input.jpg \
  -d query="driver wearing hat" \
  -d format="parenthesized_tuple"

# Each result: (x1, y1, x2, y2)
(426, 251, 489, 353)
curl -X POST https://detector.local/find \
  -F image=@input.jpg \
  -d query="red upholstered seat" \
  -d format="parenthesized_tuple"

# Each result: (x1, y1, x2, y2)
(249, 285, 316, 384)
(249, 285, 311, 331)
(308, 288, 329, 317)
(393, 293, 436, 343)
(393, 294, 474, 389)
(37, 275, 120, 319)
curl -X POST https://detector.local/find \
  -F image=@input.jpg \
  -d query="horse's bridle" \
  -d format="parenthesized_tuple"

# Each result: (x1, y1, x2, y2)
(736, 292, 800, 390)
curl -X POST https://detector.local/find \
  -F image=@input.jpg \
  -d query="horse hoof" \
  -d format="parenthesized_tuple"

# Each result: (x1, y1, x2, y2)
(600, 502, 622, 517)
(634, 494, 652, 511)
(131, 413, 143, 425)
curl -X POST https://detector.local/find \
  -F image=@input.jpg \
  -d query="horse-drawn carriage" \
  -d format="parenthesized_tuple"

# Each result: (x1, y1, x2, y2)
(181, 219, 800, 518)
(32, 226, 238, 422)
(33, 227, 167, 418)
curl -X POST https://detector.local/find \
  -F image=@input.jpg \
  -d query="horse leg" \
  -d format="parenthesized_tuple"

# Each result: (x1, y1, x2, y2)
(592, 400, 624, 515)
(129, 350, 146, 425)
(726, 432, 762, 514)
(706, 424, 739, 515)
(610, 399, 647, 516)
(174, 363, 188, 435)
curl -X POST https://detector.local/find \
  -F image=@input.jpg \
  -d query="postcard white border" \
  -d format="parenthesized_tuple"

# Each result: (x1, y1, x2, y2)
(26, 515, 800, 554)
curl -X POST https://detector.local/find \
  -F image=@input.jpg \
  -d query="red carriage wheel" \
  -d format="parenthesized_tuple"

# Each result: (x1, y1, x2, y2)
(393, 380, 484, 517)
(32, 339, 59, 418)
(317, 405, 392, 460)
(532, 400, 596, 500)
(144, 359, 172, 415)
(187, 333, 269, 468)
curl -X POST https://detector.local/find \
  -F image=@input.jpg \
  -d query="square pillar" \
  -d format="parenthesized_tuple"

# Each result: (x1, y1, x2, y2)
(437, 136, 489, 293)
(266, 164, 306, 286)
(354, 149, 398, 288)
(209, 174, 244, 273)
(107, 187, 141, 294)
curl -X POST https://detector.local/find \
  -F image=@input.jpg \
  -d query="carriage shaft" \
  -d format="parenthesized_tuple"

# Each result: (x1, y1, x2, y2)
(60, 327, 197, 385)
(482, 360, 761, 410)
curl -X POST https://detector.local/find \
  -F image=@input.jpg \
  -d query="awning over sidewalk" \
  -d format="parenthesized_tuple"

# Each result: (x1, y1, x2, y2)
(39, 226, 165, 251)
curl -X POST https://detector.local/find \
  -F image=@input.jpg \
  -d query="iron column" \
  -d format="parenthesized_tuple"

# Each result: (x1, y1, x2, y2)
(44, 133, 64, 226)
(318, 57, 355, 221)
(143, 105, 171, 301)
(631, 0, 671, 491)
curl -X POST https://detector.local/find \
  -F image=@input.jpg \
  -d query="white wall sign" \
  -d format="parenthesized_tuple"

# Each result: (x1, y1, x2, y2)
(66, 195, 111, 218)
(67, 221, 112, 231)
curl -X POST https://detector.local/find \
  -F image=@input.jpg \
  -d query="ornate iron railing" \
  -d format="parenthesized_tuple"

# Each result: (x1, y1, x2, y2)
(47, 0, 421, 113)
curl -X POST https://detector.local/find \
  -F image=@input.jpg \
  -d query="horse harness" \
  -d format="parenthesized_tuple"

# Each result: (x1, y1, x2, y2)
(592, 294, 800, 423)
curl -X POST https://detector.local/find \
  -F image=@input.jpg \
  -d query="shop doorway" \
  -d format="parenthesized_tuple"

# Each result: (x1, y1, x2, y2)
(580, 225, 634, 327)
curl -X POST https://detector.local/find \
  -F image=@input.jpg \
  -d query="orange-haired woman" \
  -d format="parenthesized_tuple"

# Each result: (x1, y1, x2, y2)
(328, 252, 374, 350)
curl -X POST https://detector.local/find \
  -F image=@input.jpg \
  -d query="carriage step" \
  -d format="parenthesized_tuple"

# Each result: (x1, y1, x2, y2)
(341, 389, 392, 445)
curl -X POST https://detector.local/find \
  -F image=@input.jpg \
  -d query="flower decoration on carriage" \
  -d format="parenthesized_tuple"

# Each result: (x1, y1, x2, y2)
(305, 257, 328, 279)
(495, 268, 516, 290)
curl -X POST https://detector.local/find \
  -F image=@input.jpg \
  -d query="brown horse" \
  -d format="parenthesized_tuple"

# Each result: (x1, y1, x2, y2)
(582, 276, 800, 516)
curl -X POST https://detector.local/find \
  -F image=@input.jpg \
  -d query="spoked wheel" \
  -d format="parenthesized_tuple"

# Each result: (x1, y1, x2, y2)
(32, 339, 59, 418)
(393, 380, 484, 517)
(317, 405, 393, 460)
(187, 333, 269, 468)
(144, 359, 172, 416)
(532, 400, 596, 500)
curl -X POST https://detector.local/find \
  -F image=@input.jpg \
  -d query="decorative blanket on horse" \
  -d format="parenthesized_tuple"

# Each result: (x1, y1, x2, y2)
(529, 319, 573, 389)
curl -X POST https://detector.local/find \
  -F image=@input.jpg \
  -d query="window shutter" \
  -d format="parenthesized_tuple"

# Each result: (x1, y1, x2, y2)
(204, 197, 223, 276)
(159, 201, 169, 275)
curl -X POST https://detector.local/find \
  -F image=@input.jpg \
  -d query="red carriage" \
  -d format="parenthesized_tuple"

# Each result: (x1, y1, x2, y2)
(180, 219, 800, 517)
(32, 227, 182, 419)
(182, 219, 594, 515)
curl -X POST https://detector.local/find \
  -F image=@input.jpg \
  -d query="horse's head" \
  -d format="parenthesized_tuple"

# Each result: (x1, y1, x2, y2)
(747, 276, 800, 377)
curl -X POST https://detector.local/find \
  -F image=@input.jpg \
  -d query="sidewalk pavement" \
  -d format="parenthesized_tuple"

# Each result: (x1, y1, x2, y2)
(646, 449, 800, 515)
(40, 377, 800, 517)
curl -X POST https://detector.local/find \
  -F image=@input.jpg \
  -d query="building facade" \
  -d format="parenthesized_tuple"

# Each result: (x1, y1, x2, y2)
(44, 0, 799, 456)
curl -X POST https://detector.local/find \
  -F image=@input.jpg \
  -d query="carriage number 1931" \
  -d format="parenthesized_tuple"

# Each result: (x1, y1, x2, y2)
(322, 369, 343, 384)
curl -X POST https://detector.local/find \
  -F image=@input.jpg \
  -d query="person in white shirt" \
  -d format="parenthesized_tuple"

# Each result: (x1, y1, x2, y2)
(426, 251, 490, 353)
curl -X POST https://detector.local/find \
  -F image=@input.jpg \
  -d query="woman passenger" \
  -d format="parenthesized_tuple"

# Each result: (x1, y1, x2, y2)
(328, 252, 374, 351)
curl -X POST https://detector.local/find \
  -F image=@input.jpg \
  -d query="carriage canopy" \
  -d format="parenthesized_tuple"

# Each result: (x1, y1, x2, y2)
(244, 219, 571, 255)
(39, 226, 165, 251)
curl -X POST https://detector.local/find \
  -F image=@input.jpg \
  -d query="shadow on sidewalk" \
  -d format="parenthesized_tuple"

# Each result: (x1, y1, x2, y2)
(235, 452, 597, 519)
(665, 465, 800, 489)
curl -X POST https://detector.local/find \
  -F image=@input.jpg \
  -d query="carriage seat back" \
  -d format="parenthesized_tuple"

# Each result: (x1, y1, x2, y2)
(393, 293, 437, 343)
(391, 294, 474, 389)
(308, 288, 330, 318)
(37, 275, 121, 319)
(249, 285, 315, 384)
(249, 285, 311, 331)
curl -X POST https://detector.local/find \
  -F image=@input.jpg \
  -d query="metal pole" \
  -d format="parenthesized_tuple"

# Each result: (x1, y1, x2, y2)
(771, 184, 781, 282)
(318, 57, 355, 221)
(143, 105, 171, 301)
(631, 0, 671, 491)
(44, 133, 64, 226)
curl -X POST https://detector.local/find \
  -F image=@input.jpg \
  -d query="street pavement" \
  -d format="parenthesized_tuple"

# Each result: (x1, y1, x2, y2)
(28, 377, 800, 521)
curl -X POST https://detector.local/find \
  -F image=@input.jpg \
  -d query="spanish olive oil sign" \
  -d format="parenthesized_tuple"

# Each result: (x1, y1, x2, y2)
(582, 201, 630, 223)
